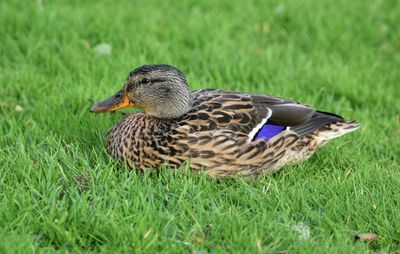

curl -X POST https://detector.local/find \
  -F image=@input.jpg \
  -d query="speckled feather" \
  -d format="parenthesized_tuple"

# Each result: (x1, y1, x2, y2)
(106, 89, 359, 177)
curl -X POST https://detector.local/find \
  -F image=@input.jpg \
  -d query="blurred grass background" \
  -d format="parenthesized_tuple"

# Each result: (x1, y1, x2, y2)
(0, 0, 399, 253)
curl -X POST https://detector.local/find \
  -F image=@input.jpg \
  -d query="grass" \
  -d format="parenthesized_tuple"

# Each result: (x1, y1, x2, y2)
(1, 0, 399, 252)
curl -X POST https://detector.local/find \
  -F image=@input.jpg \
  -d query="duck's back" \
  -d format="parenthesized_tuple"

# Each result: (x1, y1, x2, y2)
(184, 89, 357, 139)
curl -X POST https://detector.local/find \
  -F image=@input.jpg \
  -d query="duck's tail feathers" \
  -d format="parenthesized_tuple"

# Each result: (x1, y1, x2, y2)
(289, 110, 360, 139)
(316, 120, 360, 140)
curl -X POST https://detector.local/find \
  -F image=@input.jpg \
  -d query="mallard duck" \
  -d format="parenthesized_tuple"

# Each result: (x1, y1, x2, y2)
(91, 64, 359, 177)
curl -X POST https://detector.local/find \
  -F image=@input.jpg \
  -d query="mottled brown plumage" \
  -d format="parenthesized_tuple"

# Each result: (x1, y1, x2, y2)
(91, 64, 360, 177)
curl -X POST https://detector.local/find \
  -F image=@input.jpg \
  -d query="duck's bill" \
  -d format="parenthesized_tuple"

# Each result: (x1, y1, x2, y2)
(90, 90, 135, 113)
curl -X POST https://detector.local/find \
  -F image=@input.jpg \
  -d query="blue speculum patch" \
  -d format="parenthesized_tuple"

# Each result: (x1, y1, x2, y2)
(253, 124, 286, 140)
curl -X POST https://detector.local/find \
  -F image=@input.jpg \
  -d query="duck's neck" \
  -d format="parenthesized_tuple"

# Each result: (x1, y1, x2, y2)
(145, 89, 193, 119)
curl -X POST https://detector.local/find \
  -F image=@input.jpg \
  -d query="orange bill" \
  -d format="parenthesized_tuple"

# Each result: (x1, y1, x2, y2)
(90, 90, 135, 113)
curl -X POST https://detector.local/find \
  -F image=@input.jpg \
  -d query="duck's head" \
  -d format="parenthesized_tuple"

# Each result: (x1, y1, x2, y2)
(90, 64, 192, 119)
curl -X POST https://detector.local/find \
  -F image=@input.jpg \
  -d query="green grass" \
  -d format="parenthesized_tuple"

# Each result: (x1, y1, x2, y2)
(1, 0, 399, 253)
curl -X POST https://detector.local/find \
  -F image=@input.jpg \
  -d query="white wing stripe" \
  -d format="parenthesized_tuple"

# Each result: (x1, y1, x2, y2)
(247, 108, 272, 141)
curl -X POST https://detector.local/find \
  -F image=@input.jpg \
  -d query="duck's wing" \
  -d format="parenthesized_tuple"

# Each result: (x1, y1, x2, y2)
(248, 93, 344, 137)
(183, 89, 343, 139)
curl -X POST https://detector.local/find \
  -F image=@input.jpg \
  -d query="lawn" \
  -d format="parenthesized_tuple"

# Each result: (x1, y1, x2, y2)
(1, 0, 399, 253)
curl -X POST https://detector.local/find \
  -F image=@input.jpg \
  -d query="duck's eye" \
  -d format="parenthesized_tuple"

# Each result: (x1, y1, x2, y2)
(127, 83, 135, 91)
(141, 78, 150, 84)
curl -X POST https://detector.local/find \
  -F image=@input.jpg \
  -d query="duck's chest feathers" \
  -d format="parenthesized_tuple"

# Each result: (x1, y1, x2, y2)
(106, 113, 175, 169)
